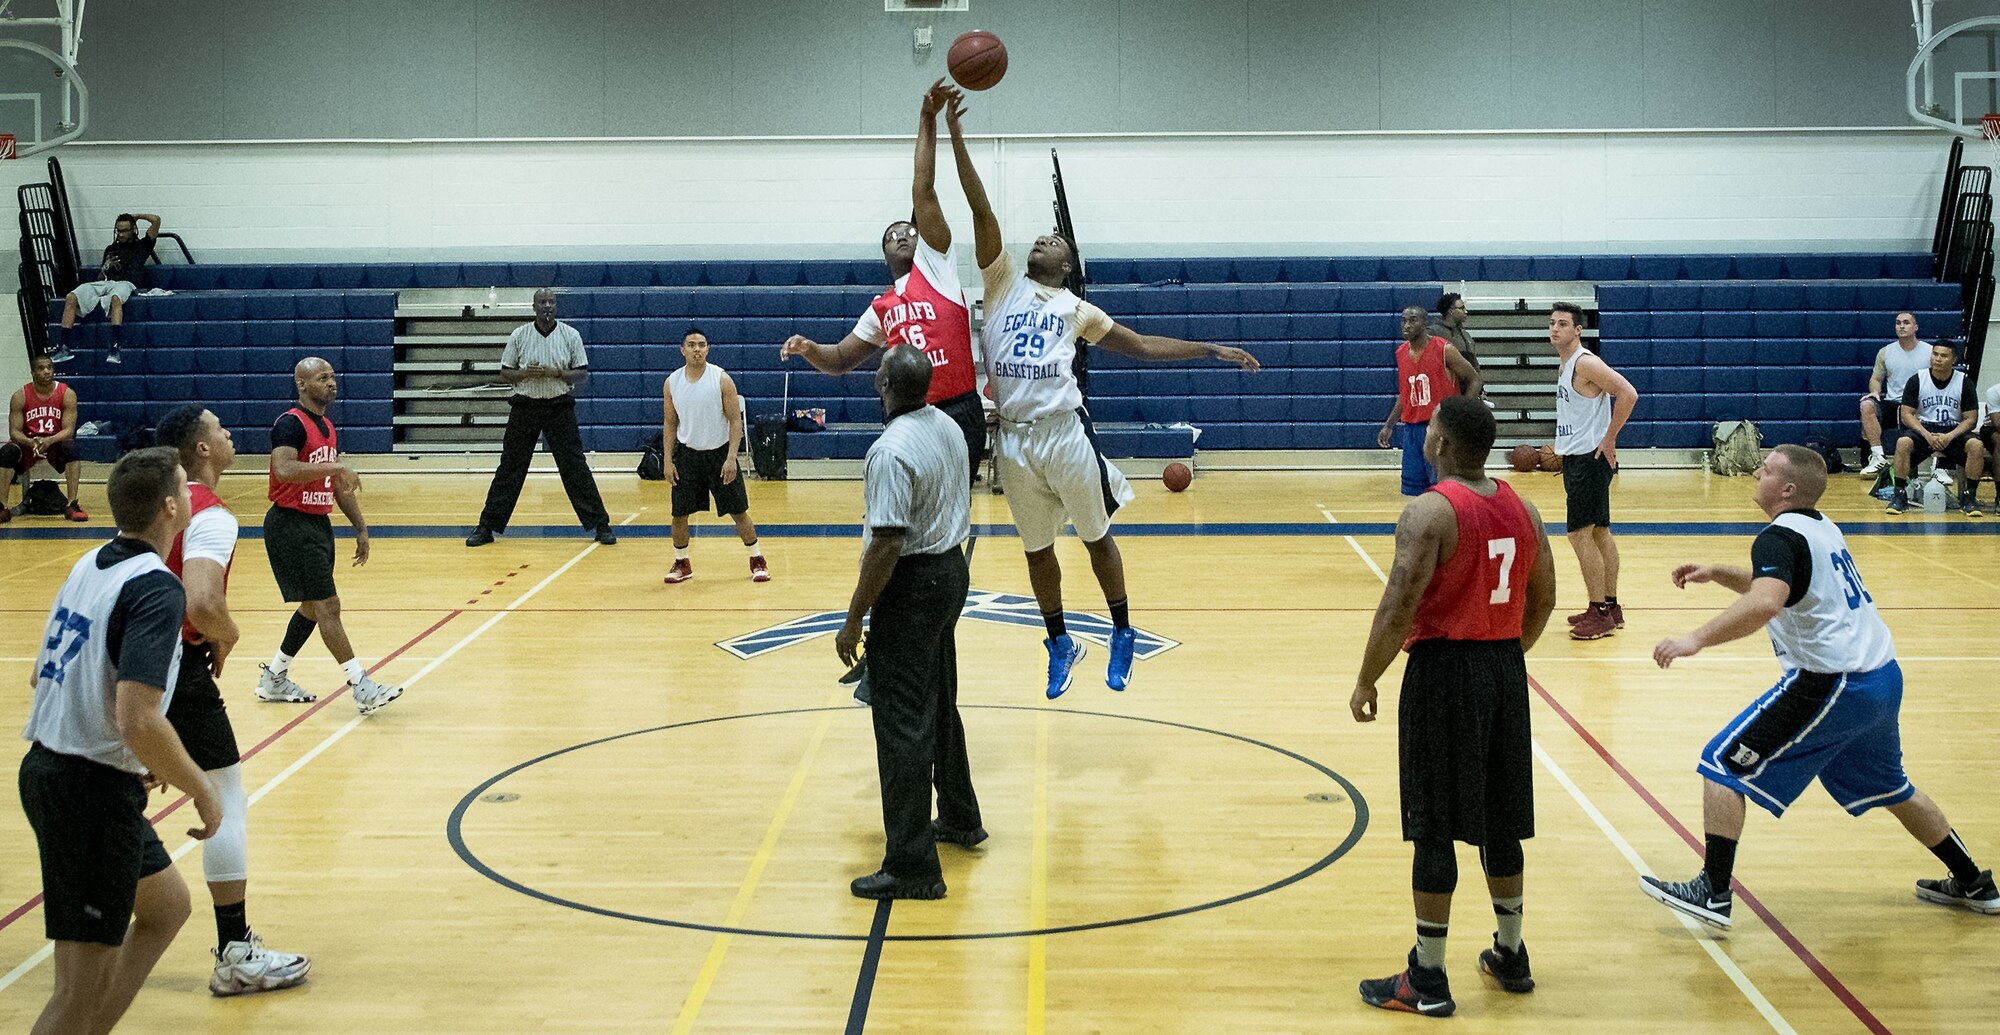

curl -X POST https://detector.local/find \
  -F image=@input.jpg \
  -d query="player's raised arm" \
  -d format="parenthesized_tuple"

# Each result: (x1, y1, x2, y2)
(944, 93, 1002, 271)
(912, 79, 954, 255)
(780, 332, 877, 376)
(1093, 320, 1260, 370)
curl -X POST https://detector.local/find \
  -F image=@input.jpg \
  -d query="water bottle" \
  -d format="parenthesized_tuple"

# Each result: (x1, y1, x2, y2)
(486, 286, 497, 309)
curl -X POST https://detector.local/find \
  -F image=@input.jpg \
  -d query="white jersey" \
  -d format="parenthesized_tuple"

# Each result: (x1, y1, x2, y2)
(1763, 511, 1896, 675)
(1875, 340, 1930, 402)
(668, 364, 732, 451)
(978, 252, 1115, 424)
(22, 543, 183, 772)
(1984, 381, 2000, 425)
(1904, 368, 1968, 431)
(1554, 349, 1613, 456)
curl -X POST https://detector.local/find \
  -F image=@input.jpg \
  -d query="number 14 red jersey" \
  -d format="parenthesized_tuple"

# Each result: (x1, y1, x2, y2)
(1406, 479, 1539, 646)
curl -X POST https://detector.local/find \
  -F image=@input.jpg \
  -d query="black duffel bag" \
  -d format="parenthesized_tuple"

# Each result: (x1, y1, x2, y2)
(750, 417, 788, 481)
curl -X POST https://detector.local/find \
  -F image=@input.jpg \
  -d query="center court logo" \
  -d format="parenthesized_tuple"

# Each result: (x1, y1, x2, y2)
(716, 589, 1181, 661)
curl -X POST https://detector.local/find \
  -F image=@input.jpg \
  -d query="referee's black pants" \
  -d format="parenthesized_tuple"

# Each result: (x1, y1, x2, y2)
(867, 549, 979, 882)
(478, 395, 611, 533)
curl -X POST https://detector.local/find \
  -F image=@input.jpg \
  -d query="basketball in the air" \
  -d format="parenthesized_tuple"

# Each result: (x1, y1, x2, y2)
(948, 31, 1008, 91)
(1507, 444, 1539, 472)
(1163, 462, 1192, 492)
(1537, 445, 1564, 473)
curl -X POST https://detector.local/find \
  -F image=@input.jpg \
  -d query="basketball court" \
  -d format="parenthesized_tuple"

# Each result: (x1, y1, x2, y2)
(0, 468, 1993, 1033)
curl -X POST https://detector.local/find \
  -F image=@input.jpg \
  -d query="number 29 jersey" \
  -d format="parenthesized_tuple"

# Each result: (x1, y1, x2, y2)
(1758, 511, 1896, 674)
(978, 251, 1116, 424)
(1407, 479, 1540, 646)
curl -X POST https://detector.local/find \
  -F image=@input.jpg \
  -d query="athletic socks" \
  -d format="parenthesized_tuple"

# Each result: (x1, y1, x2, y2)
(1414, 921, 1449, 970)
(1703, 833, 1739, 889)
(1871, 445, 1886, 459)
(279, 612, 316, 659)
(1042, 610, 1067, 640)
(1492, 896, 1524, 951)
(1107, 596, 1130, 631)
(341, 658, 367, 684)
(1604, 596, 1619, 610)
(1929, 829, 1981, 884)
(214, 901, 249, 952)
(675, 546, 690, 561)
(268, 652, 294, 677)
(745, 539, 763, 559)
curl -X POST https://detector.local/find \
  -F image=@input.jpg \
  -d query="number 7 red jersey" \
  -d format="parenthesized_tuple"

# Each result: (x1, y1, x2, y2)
(1406, 479, 1539, 646)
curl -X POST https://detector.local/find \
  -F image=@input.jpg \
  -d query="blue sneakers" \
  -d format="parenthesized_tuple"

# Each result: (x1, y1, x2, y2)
(1107, 627, 1137, 691)
(1044, 635, 1087, 699)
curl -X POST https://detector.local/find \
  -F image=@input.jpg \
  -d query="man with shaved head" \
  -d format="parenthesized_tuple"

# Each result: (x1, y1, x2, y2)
(1641, 445, 1997, 927)
(258, 357, 402, 715)
(466, 288, 616, 547)
(835, 344, 982, 901)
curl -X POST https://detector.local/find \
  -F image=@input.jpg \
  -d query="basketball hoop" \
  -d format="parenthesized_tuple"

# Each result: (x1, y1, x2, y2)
(1982, 113, 2000, 166)
(0, 135, 15, 160)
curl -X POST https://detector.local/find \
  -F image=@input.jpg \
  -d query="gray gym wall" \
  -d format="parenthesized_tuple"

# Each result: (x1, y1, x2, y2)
(71, 0, 1925, 140)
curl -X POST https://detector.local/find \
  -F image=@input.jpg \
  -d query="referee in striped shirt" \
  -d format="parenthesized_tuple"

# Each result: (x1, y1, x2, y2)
(836, 345, 984, 901)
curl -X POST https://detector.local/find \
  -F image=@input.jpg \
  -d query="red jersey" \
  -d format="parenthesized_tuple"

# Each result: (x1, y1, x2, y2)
(268, 406, 338, 515)
(168, 483, 234, 644)
(1394, 337, 1457, 424)
(21, 381, 67, 437)
(1407, 479, 1539, 646)
(857, 240, 977, 404)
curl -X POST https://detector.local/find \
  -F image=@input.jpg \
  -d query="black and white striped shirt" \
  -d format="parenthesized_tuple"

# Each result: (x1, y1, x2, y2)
(863, 406, 970, 556)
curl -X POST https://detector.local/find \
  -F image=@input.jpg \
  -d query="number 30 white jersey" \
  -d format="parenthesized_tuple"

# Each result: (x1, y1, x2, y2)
(979, 252, 1114, 424)
(1764, 511, 1896, 674)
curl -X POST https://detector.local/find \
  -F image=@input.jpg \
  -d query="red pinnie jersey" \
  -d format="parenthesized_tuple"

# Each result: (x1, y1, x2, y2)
(268, 407, 339, 515)
(1406, 479, 1540, 646)
(167, 482, 233, 644)
(21, 381, 66, 437)
(1395, 337, 1457, 424)
(861, 241, 976, 403)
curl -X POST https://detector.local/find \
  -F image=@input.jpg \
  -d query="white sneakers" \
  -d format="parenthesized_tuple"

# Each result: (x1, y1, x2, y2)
(210, 933, 311, 997)
(1858, 454, 1888, 476)
(349, 675, 403, 715)
(254, 665, 316, 703)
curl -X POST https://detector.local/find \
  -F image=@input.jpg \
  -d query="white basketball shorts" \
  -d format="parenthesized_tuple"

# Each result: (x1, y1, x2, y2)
(994, 408, 1134, 552)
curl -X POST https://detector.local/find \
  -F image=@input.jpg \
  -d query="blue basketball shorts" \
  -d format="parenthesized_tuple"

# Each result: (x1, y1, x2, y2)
(1697, 661, 1914, 818)
(1397, 421, 1437, 497)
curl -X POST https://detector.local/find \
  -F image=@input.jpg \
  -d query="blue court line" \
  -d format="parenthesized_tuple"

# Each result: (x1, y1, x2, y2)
(6, 520, 2000, 540)
(844, 900, 893, 1035)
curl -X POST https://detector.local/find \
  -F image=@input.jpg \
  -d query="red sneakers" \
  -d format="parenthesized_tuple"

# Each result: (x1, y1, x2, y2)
(750, 556, 770, 582)
(1567, 603, 1624, 629)
(1570, 606, 1617, 640)
(64, 501, 88, 522)
(663, 559, 694, 584)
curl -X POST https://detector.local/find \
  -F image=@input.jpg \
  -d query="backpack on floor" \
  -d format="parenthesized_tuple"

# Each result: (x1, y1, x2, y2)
(637, 432, 666, 481)
(21, 479, 68, 515)
(1800, 434, 1847, 474)
(1711, 419, 1762, 476)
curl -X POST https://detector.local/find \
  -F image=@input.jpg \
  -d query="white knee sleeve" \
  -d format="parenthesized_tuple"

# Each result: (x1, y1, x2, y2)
(201, 763, 250, 883)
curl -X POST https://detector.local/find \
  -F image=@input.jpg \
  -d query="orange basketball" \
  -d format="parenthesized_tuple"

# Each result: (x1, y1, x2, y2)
(1163, 462, 1192, 492)
(1537, 445, 1564, 473)
(1507, 444, 1539, 472)
(948, 31, 1008, 91)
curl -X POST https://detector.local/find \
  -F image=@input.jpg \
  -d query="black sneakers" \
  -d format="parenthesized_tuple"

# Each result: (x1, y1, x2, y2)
(1915, 868, 2000, 914)
(464, 526, 494, 547)
(1640, 871, 1733, 928)
(1359, 948, 1455, 1018)
(930, 820, 989, 848)
(1477, 936, 1535, 993)
(849, 871, 945, 901)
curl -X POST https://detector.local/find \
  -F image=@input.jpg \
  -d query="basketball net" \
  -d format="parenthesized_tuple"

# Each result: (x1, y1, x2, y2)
(1983, 113, 2000, 168)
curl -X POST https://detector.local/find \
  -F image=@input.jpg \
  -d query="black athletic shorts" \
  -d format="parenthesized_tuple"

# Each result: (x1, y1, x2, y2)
(1561, 450, 1614, 530)
(1397, 638, 1536, 845)
(670, 443, 752, 518)
(934, 391, 987, 486)
(264, 504, 336, 602)
(18, 742, 172, 946)
(165, 641, 241, 771)
(1900, 429, 1972, 471)
(1, 438, 75, 474)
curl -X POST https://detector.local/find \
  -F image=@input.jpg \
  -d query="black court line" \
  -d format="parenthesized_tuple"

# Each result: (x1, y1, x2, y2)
(446, 704, 1368, 942)
(844, 900, 893, 1035)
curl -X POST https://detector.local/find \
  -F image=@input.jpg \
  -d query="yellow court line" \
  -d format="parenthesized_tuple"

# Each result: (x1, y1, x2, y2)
(669, 686, 849, 1035)
(1872, 535, 2000, 594)
(1026, 711, 1050, 1035)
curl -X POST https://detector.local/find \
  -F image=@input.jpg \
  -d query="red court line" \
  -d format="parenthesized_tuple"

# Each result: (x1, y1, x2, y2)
(0, 609, 462, 938)
(1528, 674, 1892, 1035)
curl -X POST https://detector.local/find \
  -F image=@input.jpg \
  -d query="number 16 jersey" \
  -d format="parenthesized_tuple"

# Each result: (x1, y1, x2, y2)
(1407, 479, 1540, 646)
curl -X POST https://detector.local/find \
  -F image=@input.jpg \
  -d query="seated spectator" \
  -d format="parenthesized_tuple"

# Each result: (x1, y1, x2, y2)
(1858, 311, 1928, 476)
(1884, 341, 1983, 517)
(0, 353, 88, 522)
(1427, 291, 1479, 369)
(56, 212, 162, 366)
(1978, 379, 2000, 511)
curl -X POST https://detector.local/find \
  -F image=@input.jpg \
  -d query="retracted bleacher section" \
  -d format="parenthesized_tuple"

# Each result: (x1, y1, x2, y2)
(46, 252, 1957, 459)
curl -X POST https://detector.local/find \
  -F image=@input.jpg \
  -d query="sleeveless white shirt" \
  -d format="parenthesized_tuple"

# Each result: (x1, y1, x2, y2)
(1554, 349, 1613, 456)
(22, 546, 182, 772)
(1764, 511, 1896, 674)
(668, 364, 731, 451)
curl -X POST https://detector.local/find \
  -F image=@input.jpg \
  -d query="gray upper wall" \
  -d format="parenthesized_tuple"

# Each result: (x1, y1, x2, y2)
(68, 0, 1925, 140)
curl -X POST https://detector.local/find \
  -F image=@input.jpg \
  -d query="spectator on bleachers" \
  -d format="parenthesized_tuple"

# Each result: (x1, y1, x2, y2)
(1979, 381, 2000, 512)
(1858, 312, 1930, 477)
(1379, 306, 1481, 496)
(1884, 342, 1983, 517)
(1428, 292, 1480, 370)
(0, 353, 88, 522)
(56, 212, 162, 366)
(465, 289, 616, 547)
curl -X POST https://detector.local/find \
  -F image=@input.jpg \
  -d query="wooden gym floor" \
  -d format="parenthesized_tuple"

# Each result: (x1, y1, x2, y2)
(0, 466, 1995, 1033)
